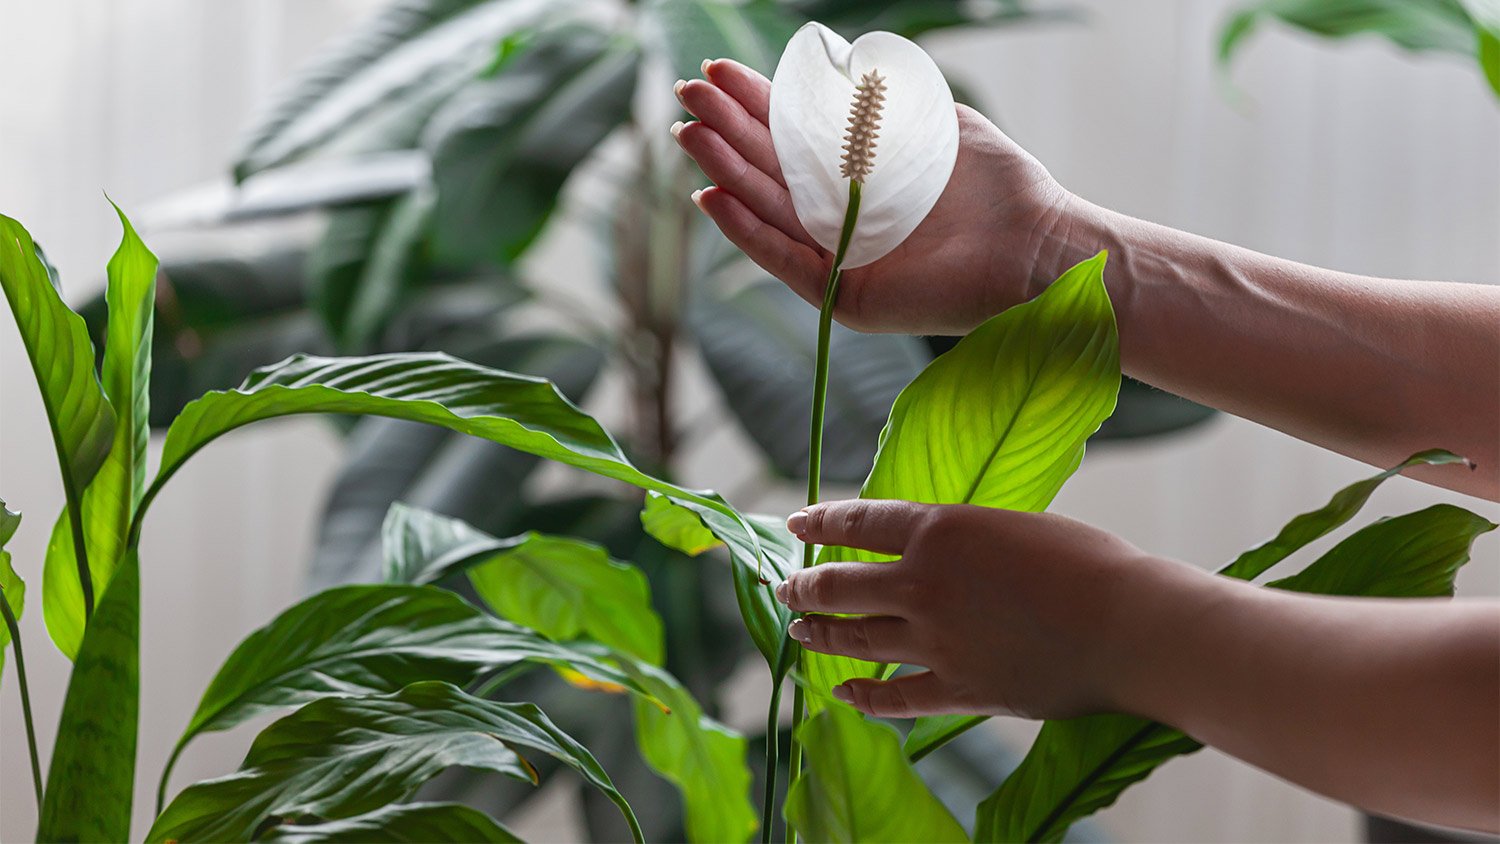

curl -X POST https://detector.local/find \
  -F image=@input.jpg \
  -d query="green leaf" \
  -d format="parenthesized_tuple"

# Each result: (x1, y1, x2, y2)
(904, 713, 988, 762)
(785, 706, 968, 843)
(149, 681, 640, 843)
(144, 352, 766, 568)
(160, 583, 653, 803)
(0, 500, 23, 679)
(233, 0, 561, 179)
(810, 252, 1119, 705)
(641, 491, 724, 556)
(642, 0, 801, 81)
(260, 802, 521, 843)
(44, 204, 159, 660)
(618, 657, 757, 843)
(975, 503, 1497, 843)
(691, 281, 929, 483)
(1459, 0, 1500, 95)
(39, 550, 140, 843)
(788, 0, 1049, 39)
(423, 23, 638, 265)
(310, 188, 436, 351)
(1218, 448, 1470, 581)
(381, 502, 665, 663)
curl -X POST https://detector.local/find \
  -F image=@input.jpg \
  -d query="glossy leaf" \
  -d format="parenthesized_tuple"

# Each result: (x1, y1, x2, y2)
(641, 0, 801, 81)
(44, 204, 158, 659)
(691, 281, 929, 483)
(260, 802, 520, 843)
(310, 188, 436, 351)
(785, 706, 967, 842)
(423, 23, 638, 265)
(38, 550, 140, 842)
(811, 253, 1119, 704)
(975, 503, 1496, 843)
(382, 502, 664, 663)
(144, 352, 765, 567)
(149, 681, 640, 843)
(641, 491, 724, 556)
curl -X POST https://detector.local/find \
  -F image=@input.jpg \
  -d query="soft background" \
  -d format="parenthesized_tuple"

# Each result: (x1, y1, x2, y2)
(1, 0, 1496, 841)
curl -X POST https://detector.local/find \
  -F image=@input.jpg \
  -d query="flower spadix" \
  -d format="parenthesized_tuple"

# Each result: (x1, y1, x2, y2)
(770, 22, 959, 269)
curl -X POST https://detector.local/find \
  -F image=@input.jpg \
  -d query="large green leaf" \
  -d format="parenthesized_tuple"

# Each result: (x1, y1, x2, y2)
(158, 583, 653, 807)
(974, 503, 1497, 843)
(383, 502, 665, 663)
(0, 500, 23, 679)
(141, 352, 766, 568)
(785, 706, 968, 842)
(691, 281, 929, 483)
(44, 204, 158, 659)
(1219, 0, 1500, 98)
(618, 656, 758, 843)
(38, 550, 140, 842)
(233, 0, 562, 179)
(423, 23, 638, 265)
(809, 252, 1119, 705)
(260, 802, 520, 843)
(642, 0, 801, 81)
(149, 681, 641, 843)
(310, 188, 436, 351)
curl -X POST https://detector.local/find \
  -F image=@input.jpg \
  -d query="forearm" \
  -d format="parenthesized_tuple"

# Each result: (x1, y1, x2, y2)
(1120, 567, 1500, 831)
(1032, 196, 1500, 500)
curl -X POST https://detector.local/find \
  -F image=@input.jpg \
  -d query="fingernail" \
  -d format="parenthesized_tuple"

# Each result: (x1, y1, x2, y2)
(788, 619, 811, 643)
(832, 684, 854, 704)
(701, 58, 713, 75)
(774, 579, 789, 604)
(673, 78, 687, 102)
(669, 120, 685, 139)
(786, 510, 807, 535)
(689, 188, 706, 210)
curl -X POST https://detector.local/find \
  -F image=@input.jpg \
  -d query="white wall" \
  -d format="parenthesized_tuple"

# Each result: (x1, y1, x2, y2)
(2, 1, 1497, 842)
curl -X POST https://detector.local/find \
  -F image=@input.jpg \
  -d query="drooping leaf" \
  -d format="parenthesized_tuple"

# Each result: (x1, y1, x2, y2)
(44, 204, 158, 659)
(144, 352, 766, 569)
(149, 681, 641, 843)
(382, 502, 665, 663)
(259, 802, 521, 843)
(617, 656, 757, 843)
(785, 706, 968, 843)
(233, 0, 563, 179)
(810, 252, 1119, 705)
(423, 23, 638, 265)
(974, 503, 1496, 843)
(641, 0, 801, 81)
(640, 491, 724, 556)
(691, 281, 929, 483)
(38, 550, 140, 842)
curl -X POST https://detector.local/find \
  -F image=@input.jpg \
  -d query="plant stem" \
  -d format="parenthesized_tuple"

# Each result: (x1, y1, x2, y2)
(1, 590, 44, 811)
(785, 180, 862, 844)
(760, 676, 784, 842)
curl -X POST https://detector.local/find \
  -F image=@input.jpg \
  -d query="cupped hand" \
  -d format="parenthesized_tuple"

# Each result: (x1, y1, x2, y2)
(674, 58, 1071, 335)
(773, 499, 1213, 721)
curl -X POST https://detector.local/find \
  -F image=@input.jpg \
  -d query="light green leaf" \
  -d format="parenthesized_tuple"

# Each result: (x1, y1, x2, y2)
(811, 252, 1118, 705)
(641, 491, 724, 556)
(143, 352, 765, 569)
(1458, 0, 1500, 95)
(158, 583, 654, 809)
(149, 681, 640, 843)
(44, 204, 158, 660)
(260, 802, 521, 843)
(381, 501, 665, 663)
(641, 0, 801, 82)
(618, 657, 757, 844)
(904, 713, 987, 762)
(39, 550, 140, 843)
(785, 706, 967, 843)
(975, 503, 1496, 843)
(423, 23, 638, 265)
(0, 500, 23, 679)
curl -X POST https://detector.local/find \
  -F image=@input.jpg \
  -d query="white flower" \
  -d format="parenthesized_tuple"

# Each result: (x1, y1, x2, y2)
(769, 22, 959, 270)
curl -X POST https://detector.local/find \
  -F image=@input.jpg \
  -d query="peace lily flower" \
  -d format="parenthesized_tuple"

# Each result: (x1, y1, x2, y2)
(770, 21, 959, 269)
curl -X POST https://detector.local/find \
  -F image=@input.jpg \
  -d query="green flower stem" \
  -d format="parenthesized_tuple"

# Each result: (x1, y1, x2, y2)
(760, 675, 784, 842)
(782, 179, 863, 843)
(0, 590, 43, 810)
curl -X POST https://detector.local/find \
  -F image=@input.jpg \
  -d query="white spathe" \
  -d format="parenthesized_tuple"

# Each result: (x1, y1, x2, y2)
(769, 22, 959, 270)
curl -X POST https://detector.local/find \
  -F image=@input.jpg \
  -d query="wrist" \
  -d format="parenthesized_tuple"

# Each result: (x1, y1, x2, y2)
(1026, 191, 1112, 298)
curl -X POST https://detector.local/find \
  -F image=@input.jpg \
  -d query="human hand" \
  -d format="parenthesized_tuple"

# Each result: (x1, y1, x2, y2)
(775, 499, 1213, 721)
(674, 59, 1071, 335)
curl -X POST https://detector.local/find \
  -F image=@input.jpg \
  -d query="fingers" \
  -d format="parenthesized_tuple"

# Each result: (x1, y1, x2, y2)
(788, 499, 929, 556)
(691, 187, 826, 302)
(672, 121, 815, 249)
(675, 78, 784, 187)
(834, 672, 952, 718)
(775, 561, 905, 615)
(789, 615, 916, 663)
(703, 58, 772, 125)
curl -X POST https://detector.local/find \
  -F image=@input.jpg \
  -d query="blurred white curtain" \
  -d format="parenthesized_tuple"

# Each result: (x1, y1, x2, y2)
(1, 1, 1496, 841)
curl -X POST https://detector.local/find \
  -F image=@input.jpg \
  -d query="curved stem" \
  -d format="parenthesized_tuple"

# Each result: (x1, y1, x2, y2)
(1, 592, 43, 810)
(760, 676, 784, 842)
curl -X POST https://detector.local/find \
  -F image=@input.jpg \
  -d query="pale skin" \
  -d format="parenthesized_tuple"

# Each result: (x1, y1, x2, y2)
(674, 58, 1500, 832)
